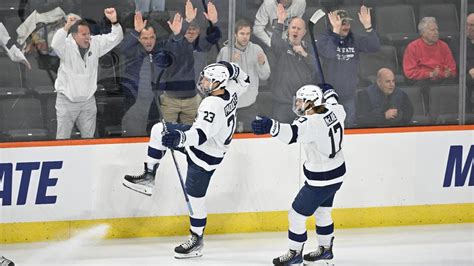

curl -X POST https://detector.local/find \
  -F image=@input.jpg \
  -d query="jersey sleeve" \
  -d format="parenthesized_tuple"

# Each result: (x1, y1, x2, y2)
(184, 98, 223, 146)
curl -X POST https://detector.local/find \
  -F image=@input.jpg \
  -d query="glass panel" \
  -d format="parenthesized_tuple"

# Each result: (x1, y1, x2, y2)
(0, 0, 470, 142)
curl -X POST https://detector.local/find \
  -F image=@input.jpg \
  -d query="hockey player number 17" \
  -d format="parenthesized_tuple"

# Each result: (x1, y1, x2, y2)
(328, 122, 343, 158)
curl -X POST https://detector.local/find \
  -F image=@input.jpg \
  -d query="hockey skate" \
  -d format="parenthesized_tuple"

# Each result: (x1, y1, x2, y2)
(272, 247, 303, 265)
(123, 163, 158, 196)
(303, 236, 334, 265)
(0, 256, 15, 266)
(174, 230, 204, 259)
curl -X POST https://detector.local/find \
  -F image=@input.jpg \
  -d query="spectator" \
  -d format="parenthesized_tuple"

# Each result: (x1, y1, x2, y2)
(358, 68, 414, 127)
(270, 4, 316, 123)
(253, 0, 306, 48)
(403, 17, 457, 109)
(317, 6, 380, 128)
(466, 13, 474, 112)
(217, 19, 271, 132)
(120, 12, 184, 136)
(51, 8, 123, 139)
(135, 0, 165, 14)
(158, 0, 221, 125)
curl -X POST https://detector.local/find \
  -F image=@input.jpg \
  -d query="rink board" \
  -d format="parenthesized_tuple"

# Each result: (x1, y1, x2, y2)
(0, 127, 473, 243)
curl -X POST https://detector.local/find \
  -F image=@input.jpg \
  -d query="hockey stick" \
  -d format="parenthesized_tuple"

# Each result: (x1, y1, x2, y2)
(201, 0, 221, 51)
(154, 51, 194, 216)
(307, 9, 326, 84)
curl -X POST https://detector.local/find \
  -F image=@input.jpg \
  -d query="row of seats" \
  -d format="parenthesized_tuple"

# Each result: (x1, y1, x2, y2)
(305, 3, 459, 43)
(0, 85, 127, 141)
(0, 50, 119, 89)
(7, 83, 467, 141)
(356, 85, 467, 127)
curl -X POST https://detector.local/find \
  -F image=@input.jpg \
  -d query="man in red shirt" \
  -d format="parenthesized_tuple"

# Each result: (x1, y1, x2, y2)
(403, 17, 457, 81)
(402, 17, 457, 110)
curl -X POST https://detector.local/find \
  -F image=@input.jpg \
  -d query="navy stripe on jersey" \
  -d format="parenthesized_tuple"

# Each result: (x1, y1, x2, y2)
(304, 163, 346, 181)
(148, 146, 165, 159)
(190, 217, 207, 227)
(189, 146, 223, 165)
(197, 128, 207, 145)
(289, 124, 298, 144)
(316, 223, 334, 235)
(289, 230, 308, 243)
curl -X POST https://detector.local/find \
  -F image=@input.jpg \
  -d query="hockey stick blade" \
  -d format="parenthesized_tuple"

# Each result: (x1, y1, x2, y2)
(307, 9, 326, 84)
(309, 9, 326, 25)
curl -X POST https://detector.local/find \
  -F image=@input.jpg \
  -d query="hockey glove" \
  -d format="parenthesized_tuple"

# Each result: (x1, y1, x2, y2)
(319, 83, 339, 102)
(162, 129, 186, 148)
(251, 116, 280, 136)
(218, 60, 240, 80)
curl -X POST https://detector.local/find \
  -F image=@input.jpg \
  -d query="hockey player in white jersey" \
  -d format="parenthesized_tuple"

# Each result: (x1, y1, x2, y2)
(123, 61, 249, 258)
(252, 83, 346, 265)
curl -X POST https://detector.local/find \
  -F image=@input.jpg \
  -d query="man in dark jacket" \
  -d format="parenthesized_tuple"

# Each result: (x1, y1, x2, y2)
(158, 0, 221, 125)
(317, 7, 380, 128)
(358, 68, 413, 127)
(120, 11, 183, 136)
(270, 3, 316, 123)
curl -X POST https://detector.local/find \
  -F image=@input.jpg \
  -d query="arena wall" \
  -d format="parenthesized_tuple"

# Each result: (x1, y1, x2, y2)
(0, 126, 473, 243)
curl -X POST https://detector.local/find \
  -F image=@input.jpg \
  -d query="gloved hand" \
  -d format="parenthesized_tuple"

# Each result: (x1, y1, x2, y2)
(218, 60, 240, 80)
(318, 83, 334, 92)
(251, 116, 280, 136)
(319, 83, 339, 102)
(162, 130, 186, 148)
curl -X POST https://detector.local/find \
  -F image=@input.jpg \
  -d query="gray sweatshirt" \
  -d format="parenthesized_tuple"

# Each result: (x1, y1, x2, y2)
(253, 0, 306, 47)
(217, 41, 270, 108)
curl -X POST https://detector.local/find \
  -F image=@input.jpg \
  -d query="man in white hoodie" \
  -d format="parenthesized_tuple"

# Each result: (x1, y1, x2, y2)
(51, 7, 123, 139)
(253, 0, 306, 48)
(217, 19, 270, 132)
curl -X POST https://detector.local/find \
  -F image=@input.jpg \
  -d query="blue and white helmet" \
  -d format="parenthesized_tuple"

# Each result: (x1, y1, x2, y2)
(293, 84, 323, 116)
(197, 63, 230, 95)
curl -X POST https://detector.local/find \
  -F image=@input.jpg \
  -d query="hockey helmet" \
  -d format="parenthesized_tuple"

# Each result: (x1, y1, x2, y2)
(197, 63, 230, 95)
(293, 84, 323, 116)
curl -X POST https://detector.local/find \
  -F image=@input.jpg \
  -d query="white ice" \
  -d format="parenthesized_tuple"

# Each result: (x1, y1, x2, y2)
(1, 223, 473, 265)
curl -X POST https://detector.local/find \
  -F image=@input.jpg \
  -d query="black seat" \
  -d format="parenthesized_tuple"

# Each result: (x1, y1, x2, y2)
(0, 96, 49, 141)
(418, 3, 459, 41)
(98, 51, 121, 94)
(255, 90, 273, 118)
(0, 56, 23, 87)
(96, 95, 126, 137)
(429, 84, 459, 124)
(358, 45, 404, 86)
(24, 54, 57, 88)
(405, 0, 447, 6)
(375, 5, 418, 45)
(303, 6, 328, 37)
(398, 86, 430, 125)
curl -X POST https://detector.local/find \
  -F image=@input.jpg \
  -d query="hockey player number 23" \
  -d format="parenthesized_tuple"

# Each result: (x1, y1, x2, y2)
(224, 114, 236, 145)
(328, 122, 343, 158)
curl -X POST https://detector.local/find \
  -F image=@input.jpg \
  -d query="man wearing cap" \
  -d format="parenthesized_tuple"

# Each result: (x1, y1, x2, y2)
(157, 0, 221, 125)
(317, 6, 380, 128)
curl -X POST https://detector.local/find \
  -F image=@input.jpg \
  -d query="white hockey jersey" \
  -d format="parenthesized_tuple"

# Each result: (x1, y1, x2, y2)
(182, 79, 249, 171)
(277, 101, 347, 186)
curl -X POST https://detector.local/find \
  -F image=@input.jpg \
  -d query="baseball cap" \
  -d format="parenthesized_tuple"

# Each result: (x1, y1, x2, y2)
(336, 10, 352, 23)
